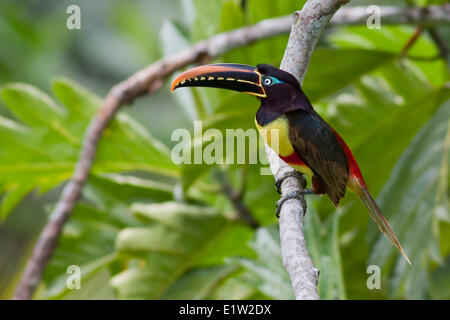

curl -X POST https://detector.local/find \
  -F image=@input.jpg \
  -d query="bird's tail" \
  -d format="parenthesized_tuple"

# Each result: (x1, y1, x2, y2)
(356, 185, 411, 265)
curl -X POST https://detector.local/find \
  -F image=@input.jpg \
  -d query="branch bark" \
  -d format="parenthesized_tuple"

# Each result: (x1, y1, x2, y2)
(268, 0, 350, 301)
(13, 3, 449, 300)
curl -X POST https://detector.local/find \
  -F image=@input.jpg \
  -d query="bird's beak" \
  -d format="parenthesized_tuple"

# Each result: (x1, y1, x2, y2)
(171, 63, 266, 98)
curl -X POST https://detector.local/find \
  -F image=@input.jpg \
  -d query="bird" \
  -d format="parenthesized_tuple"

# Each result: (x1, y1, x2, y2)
(171, 63, 411, 264)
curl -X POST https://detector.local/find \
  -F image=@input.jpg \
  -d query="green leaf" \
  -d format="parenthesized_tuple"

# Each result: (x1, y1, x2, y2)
(0, 80, 178, 217)
(0, 180, 35, 219)
(368, 96, 450, 299)
(43, 253, 118, 300)
(53, 79, 98, 120)
(89, 173, 174, 204)
(303, 49, 395, 102)
(208, 269, 267, 299)
(41, 173, 175, 299)
(304, 204, 346, 299)
(329, 83, 442, 195)
(111, 202, 253, 299)
(43, 174, 176, 299)
(319, 68, 446, 298)
(1, 83, 65, 128)
(220, 2, 248, 64)
(231, 225, 295, 300)
(160, 265, 237, 299)
(180, 102, 258, 191)
(245, 0, 303, 66)
(191, 0, 224, 41)
(328, 25, 447, 87)
(161, 19, 209, 120)
(41, 202, 123, 299)
(430, 257, 450, 299)
(162, 265, 268, 300)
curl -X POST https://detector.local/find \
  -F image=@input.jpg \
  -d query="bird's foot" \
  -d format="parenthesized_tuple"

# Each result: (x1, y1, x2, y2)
(276, 190, 314, 218)
(275, 171, 305, 194)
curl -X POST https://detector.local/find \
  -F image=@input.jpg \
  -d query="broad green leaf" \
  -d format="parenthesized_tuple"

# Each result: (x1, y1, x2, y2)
(220, 2, 248, 64)
(328, 25, 447, 87)
(208, 269, 268, 299)
(0, 180, 35, 220)
(320, 69, 446, 299)
(162, 19, 208, 120)
(41, 202, 124, 299)
(429, 257, 450, 299)
(246, 0, 303, 66)
(231, 225, 295, 300)
(111, 202, 253, 299)
(160, 265, 238, 299)
(57, 268, 117, 300)
(368, 98, 450, 299)
(88, 173, 174, 204)
(247, 0, 303, 23)
(41, 173, 173, 299)
(53, 79, 97, 120)
(180, 105, 258, 191)
(240, 165, 281, 225)
(304, 204, 346, 299)
(0, 80, 178, 217)
(328, 82, 442, 195)
(303, 49, 395, 102)
(43, 253, 118, 300)
(1, 83, 64, 127)
(191, 0, 225, 41)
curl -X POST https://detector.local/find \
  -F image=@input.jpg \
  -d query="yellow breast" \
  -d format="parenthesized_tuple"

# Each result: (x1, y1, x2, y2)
(255, 116, 313, 176)
(255, 116, 294, 157)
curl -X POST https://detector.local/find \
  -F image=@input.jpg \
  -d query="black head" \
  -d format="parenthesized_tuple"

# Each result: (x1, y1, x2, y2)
(256, 64, 300, 91)
(255, 64, 302, 104)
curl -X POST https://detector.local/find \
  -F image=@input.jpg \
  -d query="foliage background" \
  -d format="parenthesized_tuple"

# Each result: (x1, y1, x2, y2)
(0, 0, 448, 299)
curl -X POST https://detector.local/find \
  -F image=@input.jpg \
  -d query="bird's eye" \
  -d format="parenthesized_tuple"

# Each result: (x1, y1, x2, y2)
(263, 78, 272, 85)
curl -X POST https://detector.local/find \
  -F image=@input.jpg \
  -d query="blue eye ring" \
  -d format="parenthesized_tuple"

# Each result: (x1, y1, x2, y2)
(263, 76, 283, 86)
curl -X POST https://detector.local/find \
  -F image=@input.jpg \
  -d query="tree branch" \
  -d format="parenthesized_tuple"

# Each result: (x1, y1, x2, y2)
(13, 3, 449, 299)
(268, 0, 350, 301)
(400, 26, 424, 57)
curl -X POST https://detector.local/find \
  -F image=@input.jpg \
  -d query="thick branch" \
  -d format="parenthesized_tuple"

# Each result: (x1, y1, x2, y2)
(14, 3, 449, 300)
(282, 0, 350, 82)
(269, 0, 349, 300)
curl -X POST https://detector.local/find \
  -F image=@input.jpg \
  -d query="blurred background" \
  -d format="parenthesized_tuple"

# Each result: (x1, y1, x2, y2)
(0, 0, 448, 299)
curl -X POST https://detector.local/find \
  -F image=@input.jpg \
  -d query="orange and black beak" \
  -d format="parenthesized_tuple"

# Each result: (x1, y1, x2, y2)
(171, 63, 266, 98)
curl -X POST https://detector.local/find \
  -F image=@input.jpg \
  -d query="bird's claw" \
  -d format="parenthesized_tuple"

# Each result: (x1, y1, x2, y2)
(276, 190, 312, 218)
(275, 171, 305, 194)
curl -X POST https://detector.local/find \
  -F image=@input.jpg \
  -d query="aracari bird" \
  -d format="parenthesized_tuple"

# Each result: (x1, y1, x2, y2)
(171, 63, 410, 264)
